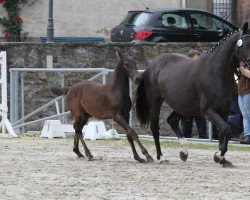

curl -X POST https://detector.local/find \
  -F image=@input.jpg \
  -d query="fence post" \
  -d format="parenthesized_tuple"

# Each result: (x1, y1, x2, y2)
(0, 51, 17, 137)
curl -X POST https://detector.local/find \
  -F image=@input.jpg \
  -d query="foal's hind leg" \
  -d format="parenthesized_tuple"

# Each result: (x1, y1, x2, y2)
(114, 113, 154, 163)
(167, 111, 188, 162)
(123, 113, 148, 163)
(73, 113, 93, 160)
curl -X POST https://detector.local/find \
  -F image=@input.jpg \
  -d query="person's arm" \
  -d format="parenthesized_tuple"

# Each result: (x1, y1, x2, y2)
(239, 66, 250, 78)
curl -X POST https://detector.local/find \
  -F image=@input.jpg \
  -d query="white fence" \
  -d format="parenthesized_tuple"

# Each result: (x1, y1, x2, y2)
(0, 51, 17, 137)
(9, 68, 139, 132)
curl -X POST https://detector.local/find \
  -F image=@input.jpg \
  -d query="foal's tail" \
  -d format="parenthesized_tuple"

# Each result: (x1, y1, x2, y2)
(50, 87, 70, 96)
(135, 74, 150, 125)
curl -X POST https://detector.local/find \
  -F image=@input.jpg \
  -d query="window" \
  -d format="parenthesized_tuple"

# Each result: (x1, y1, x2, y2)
(119, 12, 152, 27)
(161, 12, 188, 29)
(190, 13, 234, 32)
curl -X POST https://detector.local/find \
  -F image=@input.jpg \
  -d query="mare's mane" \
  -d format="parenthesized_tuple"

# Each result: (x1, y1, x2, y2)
(205, 30, 240, 54)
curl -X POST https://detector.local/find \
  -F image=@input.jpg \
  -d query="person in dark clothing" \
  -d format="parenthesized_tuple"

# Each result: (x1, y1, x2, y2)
(181, 50, 208, 139)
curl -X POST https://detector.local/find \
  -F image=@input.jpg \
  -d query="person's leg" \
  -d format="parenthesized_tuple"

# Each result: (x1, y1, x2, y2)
(195, 116, 208, 139)
(212, 124, 219, 140)
(181, 116, 193, 138)
(227, 116, 243, 138)
(238, 94, 250, 144)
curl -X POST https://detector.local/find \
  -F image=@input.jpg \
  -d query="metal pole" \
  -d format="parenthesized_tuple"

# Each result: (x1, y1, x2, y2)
(59, 72, 65, 123)
(21, 73, 26, 133)
(46, 0, 54, 43)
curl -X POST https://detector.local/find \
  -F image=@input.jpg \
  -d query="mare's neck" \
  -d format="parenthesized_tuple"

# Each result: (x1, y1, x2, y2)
(111, 60, 129, 92)
(208, 32, 240, 76)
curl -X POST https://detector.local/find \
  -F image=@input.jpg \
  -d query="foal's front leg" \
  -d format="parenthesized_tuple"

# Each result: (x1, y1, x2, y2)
(114, 113, 154, 163)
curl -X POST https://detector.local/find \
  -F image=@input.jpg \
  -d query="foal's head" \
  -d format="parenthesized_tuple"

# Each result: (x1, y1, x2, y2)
(115, 47, 140, 83)
(237, 22, 250, 68)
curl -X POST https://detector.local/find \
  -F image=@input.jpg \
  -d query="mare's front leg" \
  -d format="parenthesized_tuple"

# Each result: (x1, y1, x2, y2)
(167, 111, 188, 162)
(113, 113, 154, 163)
(204, 109, 233, 167)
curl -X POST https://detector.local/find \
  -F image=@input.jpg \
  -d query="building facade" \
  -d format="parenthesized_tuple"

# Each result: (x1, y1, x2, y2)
(0, 0, 249, 41)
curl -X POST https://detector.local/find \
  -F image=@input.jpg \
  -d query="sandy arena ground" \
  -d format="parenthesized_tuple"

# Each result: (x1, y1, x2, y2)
(0, 135, 250, 200)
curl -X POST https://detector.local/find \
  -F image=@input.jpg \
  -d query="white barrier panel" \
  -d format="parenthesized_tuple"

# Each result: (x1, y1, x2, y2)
(41, 119, 119, 140)
(0, 51, 17, 137)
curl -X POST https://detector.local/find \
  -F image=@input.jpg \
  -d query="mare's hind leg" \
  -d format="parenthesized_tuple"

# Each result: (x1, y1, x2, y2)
(167, 111, 188, 162)
(148, 96, 163, 160)
(113, 113, 154, 163)
(73, 112, 93, 160)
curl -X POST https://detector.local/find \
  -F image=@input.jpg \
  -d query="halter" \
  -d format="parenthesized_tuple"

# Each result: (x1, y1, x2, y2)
(236, 31, 250, 68)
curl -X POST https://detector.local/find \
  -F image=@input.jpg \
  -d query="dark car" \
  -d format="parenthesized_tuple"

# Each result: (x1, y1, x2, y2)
(111, 8, 239, 42)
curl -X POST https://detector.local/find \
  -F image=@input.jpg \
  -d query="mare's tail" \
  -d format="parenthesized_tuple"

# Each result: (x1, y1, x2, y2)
(50, 87, 70, 96)
(135, 74, 150, 125)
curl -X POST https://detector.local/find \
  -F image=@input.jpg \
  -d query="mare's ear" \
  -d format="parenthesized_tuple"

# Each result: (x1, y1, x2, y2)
(242, 22, 248, 34)
(114, 47, 123, 59)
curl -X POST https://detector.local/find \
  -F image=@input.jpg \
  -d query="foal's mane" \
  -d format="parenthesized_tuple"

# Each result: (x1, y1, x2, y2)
(205, 30, 240, 54)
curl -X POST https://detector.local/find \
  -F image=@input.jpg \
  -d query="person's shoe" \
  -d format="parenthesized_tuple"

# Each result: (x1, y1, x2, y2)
(240, 136, 250, 144)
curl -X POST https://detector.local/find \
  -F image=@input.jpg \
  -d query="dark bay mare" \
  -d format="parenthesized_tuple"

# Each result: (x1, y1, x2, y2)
(136, 22, 250, 167)
(51, 48, 153, 163)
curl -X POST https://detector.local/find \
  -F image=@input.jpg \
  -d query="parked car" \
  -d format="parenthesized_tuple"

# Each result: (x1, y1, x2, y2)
(110, 8, 239, 42)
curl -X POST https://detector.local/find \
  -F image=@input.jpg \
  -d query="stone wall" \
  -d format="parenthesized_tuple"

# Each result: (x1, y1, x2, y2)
(0, 42, 215, 135)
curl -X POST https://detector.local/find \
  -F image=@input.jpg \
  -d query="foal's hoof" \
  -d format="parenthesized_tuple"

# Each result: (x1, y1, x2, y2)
(158, 158, 170, 164)
(87, 155, 94, 161)
(147, 156, 154, 163)
(180, 151, 188, 162)
(135, 156, 146, 163)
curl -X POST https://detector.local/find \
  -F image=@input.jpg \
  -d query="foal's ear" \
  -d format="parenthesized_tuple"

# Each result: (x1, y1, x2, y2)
(242, 22, 248, 34)
(114, 47, 123, 59)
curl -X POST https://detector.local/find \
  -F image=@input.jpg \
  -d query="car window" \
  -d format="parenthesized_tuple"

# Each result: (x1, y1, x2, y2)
(119, 12, 152, 26)
(161, 12, 188, 29)
(190, 13, 234, 32)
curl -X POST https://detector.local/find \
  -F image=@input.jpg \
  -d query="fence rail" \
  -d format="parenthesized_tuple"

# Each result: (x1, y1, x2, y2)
(9, 67, 214, 141)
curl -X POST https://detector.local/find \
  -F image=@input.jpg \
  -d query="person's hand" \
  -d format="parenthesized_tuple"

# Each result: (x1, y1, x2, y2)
(239, 61, 246, 68)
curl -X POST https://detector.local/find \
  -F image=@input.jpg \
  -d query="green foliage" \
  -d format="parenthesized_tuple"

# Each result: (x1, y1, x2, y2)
(0, 0, 37, 42)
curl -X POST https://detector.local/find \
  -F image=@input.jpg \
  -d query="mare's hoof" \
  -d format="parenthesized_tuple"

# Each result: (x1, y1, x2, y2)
(220, 159, 234, 168)
(213, 152, 220, 163)
(180, 151, 188, 162)
(157, 153, 163, 161)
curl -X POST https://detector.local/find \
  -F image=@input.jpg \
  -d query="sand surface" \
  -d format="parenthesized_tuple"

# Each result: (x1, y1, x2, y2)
(0, 136, 250, 200)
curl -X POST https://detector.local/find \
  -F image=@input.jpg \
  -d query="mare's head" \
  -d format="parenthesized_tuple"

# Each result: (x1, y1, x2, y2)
(115, 47, 140, 83)
(237, 22, 250, 68)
